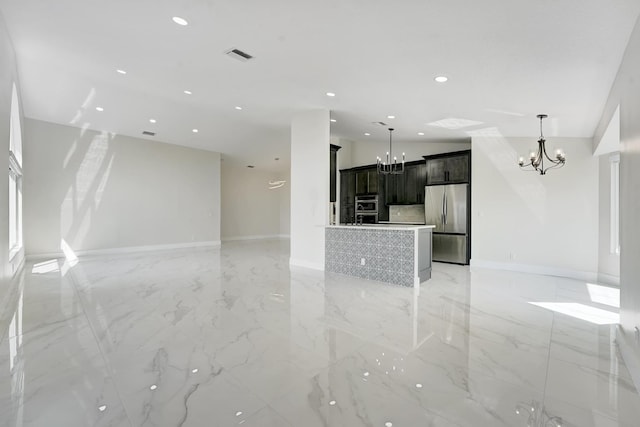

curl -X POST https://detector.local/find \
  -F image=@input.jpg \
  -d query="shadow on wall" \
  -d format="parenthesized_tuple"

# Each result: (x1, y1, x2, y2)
(469, 127, 546, 222)
(58, 128, 116, 253)
(27, 117, 221, 256)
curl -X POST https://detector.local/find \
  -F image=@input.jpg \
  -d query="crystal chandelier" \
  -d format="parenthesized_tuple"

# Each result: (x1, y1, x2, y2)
(377, 128, 405, 174)
(518, 114, 566, 175)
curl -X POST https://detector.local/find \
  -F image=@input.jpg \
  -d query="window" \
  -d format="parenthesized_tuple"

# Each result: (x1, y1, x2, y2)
(9, 83, 22, 258)
(610, 153, 620, 255)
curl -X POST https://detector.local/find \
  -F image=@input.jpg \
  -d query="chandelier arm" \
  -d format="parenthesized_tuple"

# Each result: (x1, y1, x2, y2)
(538, 151, 544, 173)
(541, 142, 564, 164)
(538, 140, 545, 171)
(544, 161, 565, 172)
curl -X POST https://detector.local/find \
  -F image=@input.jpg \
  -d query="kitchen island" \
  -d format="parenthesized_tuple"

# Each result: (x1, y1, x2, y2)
(325, 224, 434, 287)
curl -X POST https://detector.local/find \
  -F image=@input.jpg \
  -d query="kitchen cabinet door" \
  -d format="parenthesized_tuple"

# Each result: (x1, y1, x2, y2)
(377, 173, 388, 221)
(340, 171, 355, 206)
(355, 168, 379, 195)
(367, 169, 379, 194)
(425, 152, 470, 185)
(426, 158, 446, 185)
(446, 155, 469, 183)
(416, 163, 427, 203)
(355, 170, 369, 195)
(385, 174, 400, 204)
(403, 164, 419, 204)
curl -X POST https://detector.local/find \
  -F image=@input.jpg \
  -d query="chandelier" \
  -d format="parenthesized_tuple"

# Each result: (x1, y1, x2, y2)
(518, 114, 565, 175)
(377, 128, 405, 174)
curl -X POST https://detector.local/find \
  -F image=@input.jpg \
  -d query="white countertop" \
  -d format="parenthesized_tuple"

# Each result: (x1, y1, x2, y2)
(327, 224, 435, 231)
(378, 221, 426, 225)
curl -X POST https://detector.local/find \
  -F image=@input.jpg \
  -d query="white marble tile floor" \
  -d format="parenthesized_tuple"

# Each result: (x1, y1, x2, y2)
(0, 239, 637, 426)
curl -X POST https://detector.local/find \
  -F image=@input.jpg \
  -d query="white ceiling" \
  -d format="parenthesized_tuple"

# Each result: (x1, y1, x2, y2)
(1, 0, 639, 172)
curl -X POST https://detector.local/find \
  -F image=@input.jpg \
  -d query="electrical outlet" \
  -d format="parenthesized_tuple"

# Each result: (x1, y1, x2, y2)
(361, 258, 366, 266)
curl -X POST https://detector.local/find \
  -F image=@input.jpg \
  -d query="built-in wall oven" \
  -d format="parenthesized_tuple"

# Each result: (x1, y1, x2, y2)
(355, 195, 378, 224)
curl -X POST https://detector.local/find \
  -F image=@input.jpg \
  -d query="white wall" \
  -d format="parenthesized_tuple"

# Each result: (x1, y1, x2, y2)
(220, 159, 288, 240)
(593, 14, 640, 388)
(24, 119, 221, 256)
(290, 109, 330, 270)
(0, 13, 24, 295)
(598, 154, 620, 284)
(279, 168, 291, 236)
(471, 136, 599, 279)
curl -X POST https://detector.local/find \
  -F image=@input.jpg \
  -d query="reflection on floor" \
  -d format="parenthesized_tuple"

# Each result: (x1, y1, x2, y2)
(0, 239, 637, 426)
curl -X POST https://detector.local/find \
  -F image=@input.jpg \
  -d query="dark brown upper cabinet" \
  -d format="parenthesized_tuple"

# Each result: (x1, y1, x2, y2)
(424, 150, 470, 185)
(385, 161, 427, 204)
(355, 168, 379, 195)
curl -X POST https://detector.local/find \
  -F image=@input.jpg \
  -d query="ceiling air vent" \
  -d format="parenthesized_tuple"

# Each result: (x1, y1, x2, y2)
(142, 131, 155, 136)
(225, 48, 254, 62)
(372, 121, 388, 127)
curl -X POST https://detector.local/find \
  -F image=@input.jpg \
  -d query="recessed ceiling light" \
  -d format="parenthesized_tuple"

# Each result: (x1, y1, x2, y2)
(330, 119, 337, 123)
(116, 69, 127, 75)
(191, 368, 198, 373)
(235, 106, 242, 110)
(172, 16, 188, 26)
(326, 92, 336, 97)
(150, 384, 157, 390)
(364, 133, 370, 136)
(387, 115, 395, 119)
(192, 128, 198, 133)
(98, 405, 107, 412)
(418, 132, 424, 136)
(184, 90, 192, 95)
(435, 76, 448, 83)
(95, 107, 104, 112)
(149, 119, 156, 123)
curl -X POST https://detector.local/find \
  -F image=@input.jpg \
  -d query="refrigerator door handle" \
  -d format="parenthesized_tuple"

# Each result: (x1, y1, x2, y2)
(443, 188, 447, 225)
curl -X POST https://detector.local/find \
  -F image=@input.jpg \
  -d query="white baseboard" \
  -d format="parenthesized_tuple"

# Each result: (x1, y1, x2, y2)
(222, 234, 290, 242)
(597, 272, 620, 286)
(289, 258, 325, 271)
(26, 240, 222, 261)
(470, 259, 597, 282)
(616, 325, 640, 393)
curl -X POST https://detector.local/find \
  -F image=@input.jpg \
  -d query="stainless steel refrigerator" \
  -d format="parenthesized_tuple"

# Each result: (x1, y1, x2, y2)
(424, 184, 469, 264)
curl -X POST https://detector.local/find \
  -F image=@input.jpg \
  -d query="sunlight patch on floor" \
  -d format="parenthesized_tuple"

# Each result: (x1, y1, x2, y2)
(529, 302, 619, 325)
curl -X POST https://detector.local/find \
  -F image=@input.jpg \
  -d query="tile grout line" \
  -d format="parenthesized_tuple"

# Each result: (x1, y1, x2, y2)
(63, 258, 136, 427)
